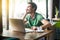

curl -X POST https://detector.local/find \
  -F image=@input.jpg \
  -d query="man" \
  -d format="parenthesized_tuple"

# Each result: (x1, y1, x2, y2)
(23, 2, 51, 30)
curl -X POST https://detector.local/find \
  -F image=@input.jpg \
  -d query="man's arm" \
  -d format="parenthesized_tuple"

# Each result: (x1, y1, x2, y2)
(23, 15, 27, 24)
(23, 8, 29, 23)
(41, 19, 52, 30)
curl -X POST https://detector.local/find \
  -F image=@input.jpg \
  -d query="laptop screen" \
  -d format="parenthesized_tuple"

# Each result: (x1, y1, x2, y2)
(9, 19, 25, 33)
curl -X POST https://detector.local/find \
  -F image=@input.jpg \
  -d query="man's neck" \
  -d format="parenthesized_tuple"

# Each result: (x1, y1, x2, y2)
(30, 12, 35, 19)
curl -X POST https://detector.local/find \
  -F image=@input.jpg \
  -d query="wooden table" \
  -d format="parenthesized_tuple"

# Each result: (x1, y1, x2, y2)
(2, 30, 54, 40)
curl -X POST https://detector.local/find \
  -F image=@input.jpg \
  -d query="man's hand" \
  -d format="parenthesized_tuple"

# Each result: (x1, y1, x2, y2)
(23, 9, 28, 21)
(31, 26, 37, 30)
(26, 9, 29, 14)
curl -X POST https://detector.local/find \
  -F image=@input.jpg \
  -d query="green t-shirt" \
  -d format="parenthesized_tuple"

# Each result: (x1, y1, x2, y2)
(25, 12, 44, 28)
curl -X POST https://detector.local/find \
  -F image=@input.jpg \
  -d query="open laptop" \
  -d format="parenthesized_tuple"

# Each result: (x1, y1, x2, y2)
(9, 18, 25, 33)
(9, 18, 44, 33)
(9, 18, 34, 33)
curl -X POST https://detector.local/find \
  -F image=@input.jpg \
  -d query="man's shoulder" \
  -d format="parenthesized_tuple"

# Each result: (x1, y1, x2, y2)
(36, 12, 43, 17)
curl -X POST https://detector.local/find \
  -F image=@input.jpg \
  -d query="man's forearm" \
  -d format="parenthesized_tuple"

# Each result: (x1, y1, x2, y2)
(41, 23, 51, 30)
(23, 13, 27, 21)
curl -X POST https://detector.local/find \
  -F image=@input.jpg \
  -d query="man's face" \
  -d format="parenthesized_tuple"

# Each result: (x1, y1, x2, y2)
(26, 4, 33, 13)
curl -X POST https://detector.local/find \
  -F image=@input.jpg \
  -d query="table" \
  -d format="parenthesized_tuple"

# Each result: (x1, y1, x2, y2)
(2, 30, 54, 40)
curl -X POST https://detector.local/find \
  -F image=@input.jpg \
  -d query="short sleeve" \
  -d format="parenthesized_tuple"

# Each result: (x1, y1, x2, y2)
(37, 14, 44, 21)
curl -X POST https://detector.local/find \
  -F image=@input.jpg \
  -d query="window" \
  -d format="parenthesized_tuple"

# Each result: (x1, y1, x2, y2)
(9, 0, 47, 19)
(2, 0, 7, 30)
(33, 0, 46, 18)
(9, 0, 28, 19)
(2, 0, 53, 30)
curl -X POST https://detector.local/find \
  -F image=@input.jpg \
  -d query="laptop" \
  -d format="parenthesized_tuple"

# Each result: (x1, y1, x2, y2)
(9, 18, 34, 33)
(9, 18, 44, 33)
(9, 18, 25, 33)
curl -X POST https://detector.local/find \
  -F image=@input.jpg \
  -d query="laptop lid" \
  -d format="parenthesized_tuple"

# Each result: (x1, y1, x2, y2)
(9, 19, 25, 33)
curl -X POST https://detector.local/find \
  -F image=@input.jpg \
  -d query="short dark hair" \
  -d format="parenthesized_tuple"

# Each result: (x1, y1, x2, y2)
(28, 2, 37, 11)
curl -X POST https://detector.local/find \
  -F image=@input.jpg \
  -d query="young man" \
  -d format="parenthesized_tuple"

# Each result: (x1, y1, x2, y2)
(23, 2, 51, 30)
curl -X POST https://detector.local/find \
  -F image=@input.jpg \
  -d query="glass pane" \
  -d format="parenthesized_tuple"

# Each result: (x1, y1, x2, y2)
(9, 0, 28, 19)
(2, 0, 7, 30)
(33, 0, 46, 18)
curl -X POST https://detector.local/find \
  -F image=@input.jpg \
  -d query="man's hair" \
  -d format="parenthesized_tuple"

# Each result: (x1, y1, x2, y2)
(28, 2, 37, 11)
